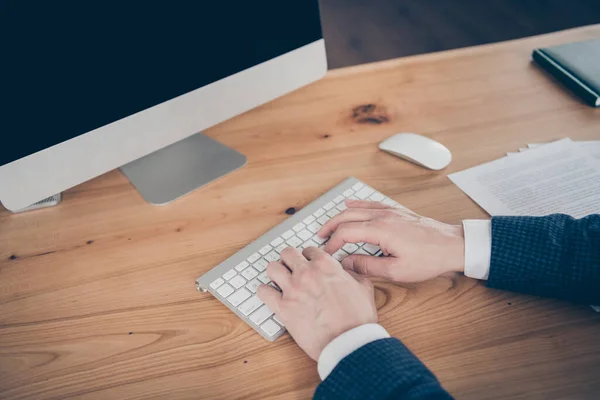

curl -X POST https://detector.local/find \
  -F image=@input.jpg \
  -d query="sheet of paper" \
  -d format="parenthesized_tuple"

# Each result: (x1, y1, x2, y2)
(455, 139, 600, 311)
(526, 141, 600, 159)
(449, 138, 600, 218)
(579, 141, 600, 160)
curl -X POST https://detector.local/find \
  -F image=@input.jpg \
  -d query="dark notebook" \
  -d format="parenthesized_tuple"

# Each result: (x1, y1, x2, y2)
(532, 38, 600, 107)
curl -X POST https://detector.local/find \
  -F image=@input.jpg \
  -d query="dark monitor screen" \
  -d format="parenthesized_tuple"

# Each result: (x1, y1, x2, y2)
(0, 1, 323, 167)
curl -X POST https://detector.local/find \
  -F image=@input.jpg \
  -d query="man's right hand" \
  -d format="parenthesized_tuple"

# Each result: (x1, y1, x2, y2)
(318, 200, 466, 283)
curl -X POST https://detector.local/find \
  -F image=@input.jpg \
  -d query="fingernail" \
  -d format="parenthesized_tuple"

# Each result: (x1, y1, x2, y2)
(342, 258, 354, 269)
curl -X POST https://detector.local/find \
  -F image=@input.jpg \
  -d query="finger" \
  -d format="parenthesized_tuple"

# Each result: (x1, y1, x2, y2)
(348, 199, 418, 218)
(267, 261, 292, 291)
(302, 246, 326, 261)
(280, 247, 308, 272)
(257, 284, 282, 314)
(318, 209, 383, 238)
(323, 221, 382, 254)
(346, 200, 393, 210)
(341, 255, 398, 281)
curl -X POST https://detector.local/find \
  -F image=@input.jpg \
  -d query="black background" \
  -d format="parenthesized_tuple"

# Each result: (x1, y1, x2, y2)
(0, 1, 323, 166)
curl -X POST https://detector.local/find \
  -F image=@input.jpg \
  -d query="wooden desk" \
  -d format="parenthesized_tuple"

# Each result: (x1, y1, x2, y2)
(2, 26, 600, 400)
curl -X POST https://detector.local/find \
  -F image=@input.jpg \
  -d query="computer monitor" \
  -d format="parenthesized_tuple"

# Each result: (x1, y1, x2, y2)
(0, 1, 326, 211)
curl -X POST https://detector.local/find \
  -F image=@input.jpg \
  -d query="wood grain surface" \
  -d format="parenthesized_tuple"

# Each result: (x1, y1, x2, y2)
(1, 25, 600, 400)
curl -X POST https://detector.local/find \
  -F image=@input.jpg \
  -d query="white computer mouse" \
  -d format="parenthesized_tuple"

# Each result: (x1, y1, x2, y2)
(378, 133, 452, 170)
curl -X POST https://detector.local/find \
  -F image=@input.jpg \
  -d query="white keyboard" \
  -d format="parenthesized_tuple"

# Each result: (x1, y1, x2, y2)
(195, 177, 397, 341)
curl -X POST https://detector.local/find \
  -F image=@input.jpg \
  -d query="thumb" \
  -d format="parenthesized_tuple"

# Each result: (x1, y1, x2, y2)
(342, 255, 398, 280)
(257, 284, 282, 314)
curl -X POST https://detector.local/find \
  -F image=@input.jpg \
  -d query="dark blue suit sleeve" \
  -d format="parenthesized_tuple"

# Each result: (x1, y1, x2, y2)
(487, 214, 600, 304)
(315, 214, 599, 399)
(314, 338, 453, 400)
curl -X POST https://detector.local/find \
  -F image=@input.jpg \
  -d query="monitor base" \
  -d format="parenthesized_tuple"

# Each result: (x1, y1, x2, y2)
(7, 193, 62, 213)
(120, 133, 247, 205)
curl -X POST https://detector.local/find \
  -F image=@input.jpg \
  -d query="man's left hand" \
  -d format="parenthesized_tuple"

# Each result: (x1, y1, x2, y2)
(257, 246, 378, 361)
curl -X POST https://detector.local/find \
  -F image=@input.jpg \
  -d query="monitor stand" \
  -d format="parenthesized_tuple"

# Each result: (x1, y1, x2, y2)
(7, 193, 62, 213)
(120, 133, 247, 205)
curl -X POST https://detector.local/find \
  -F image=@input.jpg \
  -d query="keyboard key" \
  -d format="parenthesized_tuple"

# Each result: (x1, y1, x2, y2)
(362, 243, 380, 255)
(307, 222, 322, 233)
(332, 249, 349, 261)
(333, 195, 345, 203)
(382, 198, 396, 206)
(216, 283, 234, 298)
(258, 271, 271, 284)
(273, 315, 284, 326)
(313, 235, 327, 244)
(230, 275, 246, 289)
(264, 251, 280, 262)
(343, 189, 354, 197)
(259, 245, 273, 255)
(235, 261, 249, 272)
(349, 196, 358, 200)
(287, 236, 303, 248)
(292, 223, 305, 232)
(246, 278, 261, 293)
(253, 258, 268, 272)
(326, 209, 340, 218)
(317, 215, 329, 225)
(355, 248, 370, 255)
(270, 237, 284, 247)
(303, 215, 316, 225)
(242, 267, 259, 280)
(210, 278, 225, 289)
(302, 239, 318, 249)
(352, 182, 364, 191)
(369, 192, 385, 202)
(247, 253, 261, 263)
(282, 230, 295, 239)
(227, 288, 251, 307)
(261, 319, 282, 337)
(275, 243, 288, 253)
(250, 305, 274, 325)
(223, 270, 237, 281)
(342, 243, 359, 253)
(355, 187, 374, 199)
(323, 201, 336, 210)
(336, 202, 348, 211)
(238, 295, 263, 316)
(313, 208, 326, 218)
(297, 229, 313, 241)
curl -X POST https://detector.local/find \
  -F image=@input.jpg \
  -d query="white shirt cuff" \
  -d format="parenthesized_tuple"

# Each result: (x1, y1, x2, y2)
(462, 220, 492, 280)
(317, 323, 390, 380)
